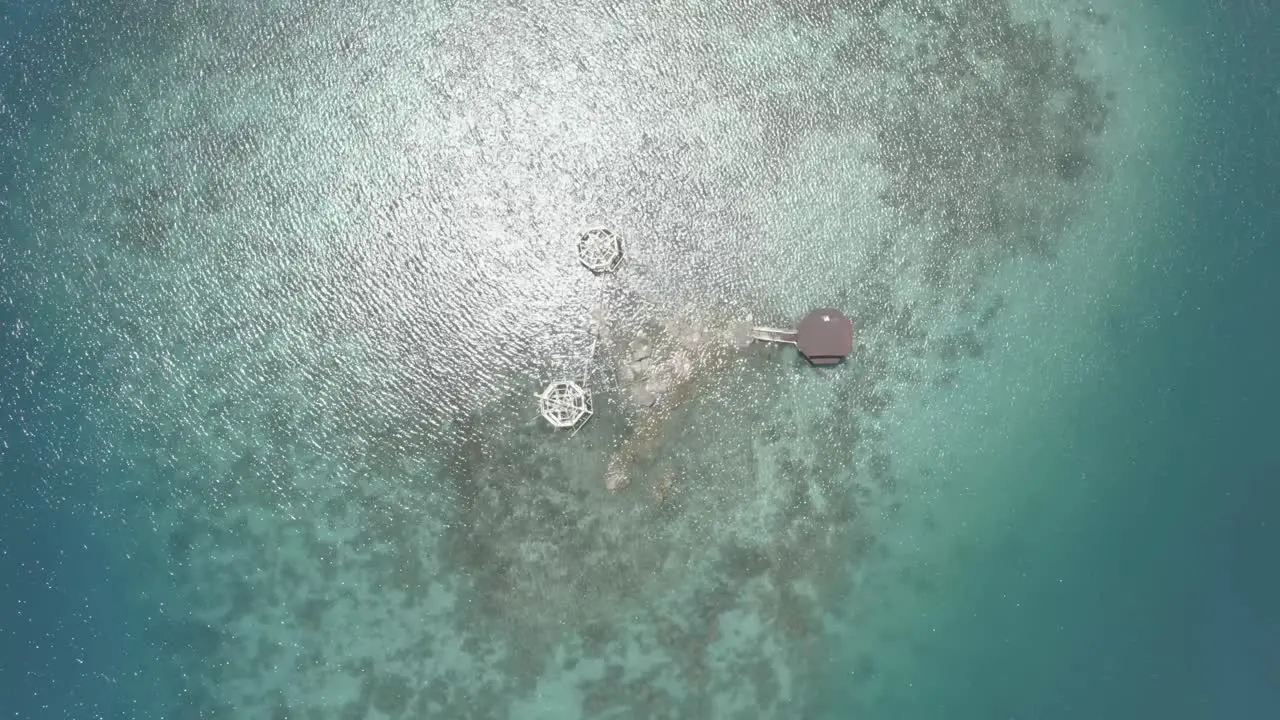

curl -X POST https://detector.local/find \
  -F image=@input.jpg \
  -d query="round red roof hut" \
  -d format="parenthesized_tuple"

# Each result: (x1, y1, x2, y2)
(795, 308, 854, 365)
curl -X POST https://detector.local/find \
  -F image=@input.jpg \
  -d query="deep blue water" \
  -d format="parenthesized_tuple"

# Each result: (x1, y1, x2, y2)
(830, 3, 1280, 716)
(2, 4, 184, 716)
(2, 1, 1277, 718)
(1, 290, 184, 717)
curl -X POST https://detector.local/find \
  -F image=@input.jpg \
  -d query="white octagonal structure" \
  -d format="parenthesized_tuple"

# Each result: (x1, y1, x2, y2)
(538, 380, 593, 428)
(576, 227, 623, 273)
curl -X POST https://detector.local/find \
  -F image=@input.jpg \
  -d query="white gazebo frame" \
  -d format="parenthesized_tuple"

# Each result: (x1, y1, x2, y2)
(576, 227, 624, 273)
(537, 380, 593, 430)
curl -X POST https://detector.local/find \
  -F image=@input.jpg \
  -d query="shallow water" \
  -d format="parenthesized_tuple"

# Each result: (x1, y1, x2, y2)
(2, 0, 1276, 717)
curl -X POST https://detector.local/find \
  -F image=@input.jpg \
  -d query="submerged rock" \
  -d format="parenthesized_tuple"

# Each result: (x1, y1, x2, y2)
(605, 456, 630, 492)
(632, 385, 657, 408)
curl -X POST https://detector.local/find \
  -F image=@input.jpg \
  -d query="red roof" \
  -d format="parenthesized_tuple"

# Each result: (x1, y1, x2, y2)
(795, 308, 854, 364)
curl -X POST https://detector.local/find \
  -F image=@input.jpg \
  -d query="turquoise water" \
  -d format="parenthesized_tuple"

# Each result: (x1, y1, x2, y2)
(3, 0, 1277, 718)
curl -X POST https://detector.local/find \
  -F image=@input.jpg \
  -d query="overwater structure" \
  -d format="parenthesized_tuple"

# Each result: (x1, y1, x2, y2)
(750, 308, 856, 365)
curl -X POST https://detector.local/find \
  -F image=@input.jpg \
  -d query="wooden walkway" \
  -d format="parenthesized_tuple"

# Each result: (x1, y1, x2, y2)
(748, 326, 798, 344)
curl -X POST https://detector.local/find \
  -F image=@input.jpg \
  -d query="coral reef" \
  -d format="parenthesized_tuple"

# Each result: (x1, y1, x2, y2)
(14, 0, 1129, 716)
